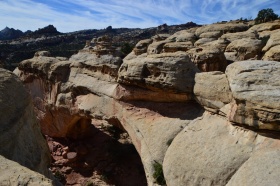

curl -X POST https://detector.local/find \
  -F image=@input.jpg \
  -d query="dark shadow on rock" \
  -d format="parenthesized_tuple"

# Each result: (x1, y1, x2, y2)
(49, 123, 147, 186)
(127, 100, 205, 120)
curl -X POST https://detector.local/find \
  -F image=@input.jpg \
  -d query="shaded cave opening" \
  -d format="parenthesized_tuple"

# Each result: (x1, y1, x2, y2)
(47, 118, 147, 186)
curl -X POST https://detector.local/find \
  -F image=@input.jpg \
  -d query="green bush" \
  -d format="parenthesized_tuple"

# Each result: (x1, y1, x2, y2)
(120, 43, 134, 56)
(255, 8, 278, 24)
(153, 161, 166, 185)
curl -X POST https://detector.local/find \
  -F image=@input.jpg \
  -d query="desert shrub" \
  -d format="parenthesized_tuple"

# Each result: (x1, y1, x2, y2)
(153, 161, 166, 185)
(261, 36, 270, 45)
(120, 42, 134, 56)
(166, 138, 174, 146)
(255, 8, 278, 24)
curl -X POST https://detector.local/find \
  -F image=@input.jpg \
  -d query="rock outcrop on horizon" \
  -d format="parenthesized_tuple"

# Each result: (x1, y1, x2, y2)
(0, 22, 199, 71)
(14, 19, 280, 186)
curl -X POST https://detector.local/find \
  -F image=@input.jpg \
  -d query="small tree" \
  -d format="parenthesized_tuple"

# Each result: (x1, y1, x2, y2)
(255, 8, 278, 24)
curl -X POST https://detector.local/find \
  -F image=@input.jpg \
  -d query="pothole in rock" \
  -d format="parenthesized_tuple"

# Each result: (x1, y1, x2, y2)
(47, 119, 147, 186)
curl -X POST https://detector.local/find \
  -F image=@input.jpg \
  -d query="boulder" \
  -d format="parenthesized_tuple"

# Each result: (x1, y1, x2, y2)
(69, 50, 122, 82)
(262, 45, 280, 61)
(186, 47, 227, 72)
(35, 50, 51, 57)
(226, 148, 280, 186)
(147, 40, 168, 54)
(133, 39, 153, 55)
(199, 31, 222, 39)
(163, 41, 193, 53)
(221, 30, 259, 42)
(167, 30, 197, 43)
(195, 22, 249, 37)
(151, 34, 170, 41)
(0, 68, 51, 176)
(258, 29, 279, 39)
(163, 112, 280, 186)
(248, 20, 280, 33)
(262, 31, 280, 52)
(201, 38, 230, 52)
(18, 53, 67, 78)
(118, 52, 199, 95)
(225, 38, 263, 62)
(194, 71, 232, 112)
(225, 60, 280, 130)
(194, 38, 216, 47)
(0, 155, 55, 186)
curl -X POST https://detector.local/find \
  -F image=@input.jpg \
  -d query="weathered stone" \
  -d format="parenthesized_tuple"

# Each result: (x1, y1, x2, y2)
(262, 45, 280, 61)
(88, 35, 117, 56)
(167, 30, 197, 43)
(0, 155, 56, 186)
(225, 38, 263, 62)
(186, 47, 227, 72)
(163, 113, 255, 186)
(258, 29, 279, 39)
(147, 40, 168, 54)
(118, 52, 199, 95)
(133, 39, 153, 55)
(194, 38, 216, 47)
(151, 34, 170, 41)
(221, 30, 259, 42)
(225, 60, 280, 130)
(194, 71, 232, 111)
(163, 41, 193, 53)
(195, 22, 249, 37)
(227, 148, 280, 186)
(70, 51, 122, 82)
(67, 152, 77, 162)
(35, 50, 51, 57)
(262, 31, 280, 52)
(18, 53, 67, 79)
(0, 68, 51, 176)
(75, 94, 203, 185)
(199, 31, 222, 38)
(248, 20, 280, 33)
(201, 38, 230, 52)
(163, 112, 280, 186)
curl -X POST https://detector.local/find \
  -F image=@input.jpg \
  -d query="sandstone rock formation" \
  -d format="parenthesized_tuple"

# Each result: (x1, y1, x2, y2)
(163, 112, 280, 186)
(262, 45, 280, 61)
(195, 22, 249, 37)
(0, 68, 56, 185)
(226, 60, 280, 130)
(225, 38, 264, 62)
(118, 52, 199, 96)
(262, 31, 280, 52)
(186, 46, 227, 72)
(13, 19, 280, 186)
(194, 71, 232, 112)
(0, 155, 54, 186)
(15, 50, 204, 185)
(221, 30, 259, 42)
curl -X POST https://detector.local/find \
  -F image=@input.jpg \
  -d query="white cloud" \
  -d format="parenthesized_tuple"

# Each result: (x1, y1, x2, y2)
(0, 0, 279, 32)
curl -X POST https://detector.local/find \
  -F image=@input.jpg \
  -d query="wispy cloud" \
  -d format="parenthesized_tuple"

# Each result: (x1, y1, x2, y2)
(0, 0, 279, 32)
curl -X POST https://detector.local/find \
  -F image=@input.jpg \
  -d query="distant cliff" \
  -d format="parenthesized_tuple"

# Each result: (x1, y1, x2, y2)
(0, 22, 199, 70)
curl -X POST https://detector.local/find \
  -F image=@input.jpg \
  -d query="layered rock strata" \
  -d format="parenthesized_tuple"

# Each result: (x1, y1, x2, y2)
(14, 19, 280, 186)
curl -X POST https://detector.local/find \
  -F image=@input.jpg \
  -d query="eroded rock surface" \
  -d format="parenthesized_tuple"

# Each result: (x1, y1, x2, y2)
(0, 69, 50, 174)
(0, 155, 54, 186)
(13, 19, 280, 186)
(0, 68, 56, 185)
(163, 113, 280, 186)
(226, 60, 280, 130)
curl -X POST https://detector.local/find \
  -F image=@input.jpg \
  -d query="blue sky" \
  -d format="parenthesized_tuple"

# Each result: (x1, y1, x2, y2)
(0, 0, 279, 32)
